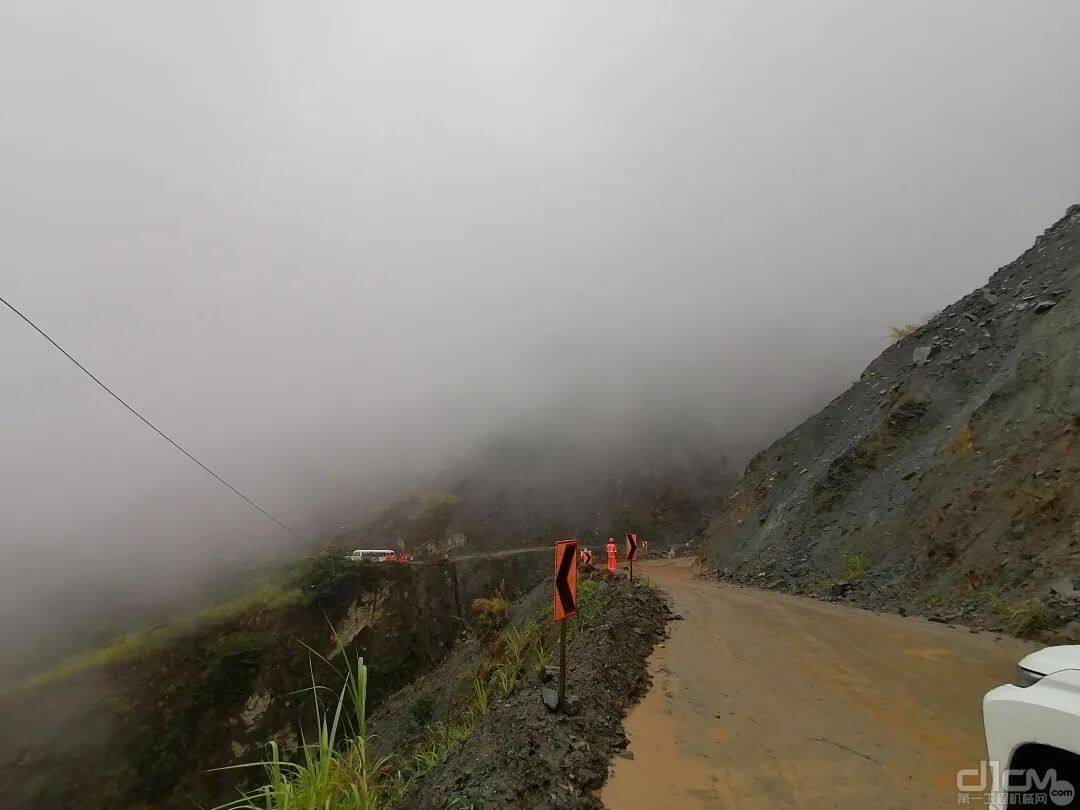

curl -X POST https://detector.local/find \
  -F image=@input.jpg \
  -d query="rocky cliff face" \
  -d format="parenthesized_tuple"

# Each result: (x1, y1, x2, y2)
(702, 205, 1080, 639)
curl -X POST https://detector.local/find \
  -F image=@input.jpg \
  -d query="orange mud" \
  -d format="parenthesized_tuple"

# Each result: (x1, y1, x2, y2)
(601, 558, 1034, 809)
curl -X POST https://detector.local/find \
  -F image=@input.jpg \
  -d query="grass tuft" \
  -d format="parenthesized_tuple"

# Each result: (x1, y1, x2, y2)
(840, 552, 870, 582)
(985, 587, 1049, 637)
(952, 424, 976, 459)
(212, 656, 389, 810)
(471, 595, 511, 636)
(888, 322, 924, 341)
(918, 590, 958, 609)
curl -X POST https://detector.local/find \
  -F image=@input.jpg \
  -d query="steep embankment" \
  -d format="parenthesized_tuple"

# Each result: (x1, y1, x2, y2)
(0, 551, 546, 810)
(369, 572, 669, 809)
(702, 205, 1080, 640)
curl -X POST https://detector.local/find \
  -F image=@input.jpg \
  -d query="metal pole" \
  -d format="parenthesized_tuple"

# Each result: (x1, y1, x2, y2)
(629, 557, 634, 581)
(558, 619, 568, 711)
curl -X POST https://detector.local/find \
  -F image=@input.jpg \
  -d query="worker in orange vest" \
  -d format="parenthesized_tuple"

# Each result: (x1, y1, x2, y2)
(605, 537, 618, 572)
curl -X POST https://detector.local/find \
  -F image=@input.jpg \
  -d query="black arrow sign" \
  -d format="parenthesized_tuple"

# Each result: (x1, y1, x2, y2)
(553, 539, 578, 622)
(626, 533, 638, 561)
(555, 541, 577, 617)
(552, 539, 579, 711)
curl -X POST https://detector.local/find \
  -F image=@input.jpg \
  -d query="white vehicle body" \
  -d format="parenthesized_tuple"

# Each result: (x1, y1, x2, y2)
(348, 549, 397, 562)
(983, 645, 1080, 809)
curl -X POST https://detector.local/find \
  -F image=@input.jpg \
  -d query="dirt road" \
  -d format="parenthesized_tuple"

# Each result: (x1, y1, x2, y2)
(602, 558, 1035, 809)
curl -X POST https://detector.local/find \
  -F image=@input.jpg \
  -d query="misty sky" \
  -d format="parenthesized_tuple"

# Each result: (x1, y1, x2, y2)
(2, 1, 1079, 662)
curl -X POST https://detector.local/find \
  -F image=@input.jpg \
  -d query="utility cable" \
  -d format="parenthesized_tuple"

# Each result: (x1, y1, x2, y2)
(0, 294, 311, 544)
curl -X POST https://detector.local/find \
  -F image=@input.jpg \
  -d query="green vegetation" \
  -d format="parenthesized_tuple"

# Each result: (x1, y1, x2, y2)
(918, 589, 958, 609)
(1, 583, 305, 697)
(887, 322, 924, 341)
(218, 620, 551, 808)
(404, 620, 547, 787)
(220, 579, 612, 809)
(137, 629, 270, 795)
(984, 587, 1049, 637)
(0, 548, 367, 697)
(471, 595, 511, 636)
(952, 424, 976, 459)
(840, 552, 871, 582)
(408, 695, 436, 728)
(568, 579, 601, 641)
(1001, 601, 1049, 637)
(202, 631, 268, 706)
(214, 656, 388, 810)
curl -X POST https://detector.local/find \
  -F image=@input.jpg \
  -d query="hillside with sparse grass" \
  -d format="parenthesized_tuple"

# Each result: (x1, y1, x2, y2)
(0, 550, 548, 809)
(701, 204, 1080, 641)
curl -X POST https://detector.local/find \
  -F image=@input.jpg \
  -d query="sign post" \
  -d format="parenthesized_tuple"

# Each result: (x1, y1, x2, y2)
(552, 539, 578, 712)
(558, 618, 568, 710)
(625, 533, 638, 581)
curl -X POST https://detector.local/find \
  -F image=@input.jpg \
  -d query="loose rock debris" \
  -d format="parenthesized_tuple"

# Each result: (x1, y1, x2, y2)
(404, 577, 668, 809)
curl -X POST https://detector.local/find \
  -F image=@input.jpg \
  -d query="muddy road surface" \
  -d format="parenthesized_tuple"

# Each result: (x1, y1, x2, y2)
(602, 558, 1035, 809)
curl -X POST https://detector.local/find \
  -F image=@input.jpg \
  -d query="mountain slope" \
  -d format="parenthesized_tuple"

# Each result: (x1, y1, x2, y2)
(701, 205, 1080, 639)
(338, 426, 737, 558)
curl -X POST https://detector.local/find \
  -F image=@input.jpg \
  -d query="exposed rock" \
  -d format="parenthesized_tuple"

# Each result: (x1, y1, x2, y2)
(912, 344, 939, 365)
(542, 687, 560, 712)
(1050, 579, 1078, 598)
(830, 581, 854, 597)
(239, 690, 272, 729)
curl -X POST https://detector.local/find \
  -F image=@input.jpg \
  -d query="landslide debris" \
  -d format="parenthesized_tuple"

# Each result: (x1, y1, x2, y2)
(701, 204, 1080, 641)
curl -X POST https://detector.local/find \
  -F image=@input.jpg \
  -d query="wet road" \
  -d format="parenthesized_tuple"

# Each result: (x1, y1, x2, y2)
(601, 558, 1034, 809)
(411, 546, 552, 565)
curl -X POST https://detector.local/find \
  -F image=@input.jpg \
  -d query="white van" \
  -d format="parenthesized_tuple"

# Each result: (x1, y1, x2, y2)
(347, 549, 397, 563)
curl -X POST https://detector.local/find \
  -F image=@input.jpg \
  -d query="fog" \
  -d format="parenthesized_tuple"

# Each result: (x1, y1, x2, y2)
(2, 0, 1079, 671)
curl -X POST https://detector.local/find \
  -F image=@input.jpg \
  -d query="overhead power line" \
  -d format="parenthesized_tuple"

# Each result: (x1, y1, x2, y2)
(0, 294, 310, 544)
